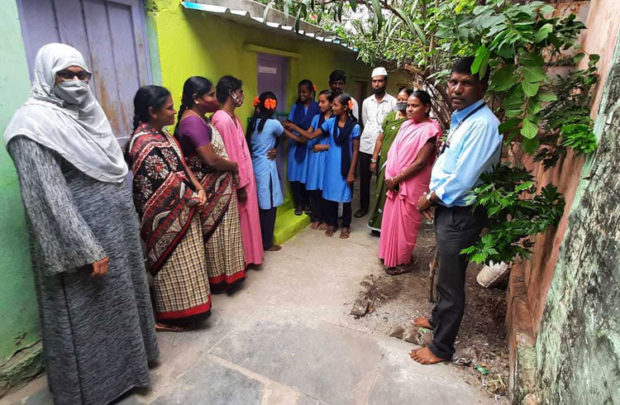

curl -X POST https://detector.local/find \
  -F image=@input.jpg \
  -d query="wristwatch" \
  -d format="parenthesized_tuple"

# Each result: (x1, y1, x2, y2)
(370, 158, 377, 163)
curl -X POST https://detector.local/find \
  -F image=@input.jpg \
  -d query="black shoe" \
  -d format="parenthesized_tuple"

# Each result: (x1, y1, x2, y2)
(354, 209, 368, 218)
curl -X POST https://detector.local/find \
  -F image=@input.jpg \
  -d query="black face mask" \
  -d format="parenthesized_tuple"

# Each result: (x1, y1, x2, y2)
(396, 101, 407, 112)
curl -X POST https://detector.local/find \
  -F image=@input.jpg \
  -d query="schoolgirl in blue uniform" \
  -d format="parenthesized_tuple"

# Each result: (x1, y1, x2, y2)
(311, 93, 360, 239)
(247, 91, 306, 251)
(284, 80, 320, 216)
(290, 90, 334, 230)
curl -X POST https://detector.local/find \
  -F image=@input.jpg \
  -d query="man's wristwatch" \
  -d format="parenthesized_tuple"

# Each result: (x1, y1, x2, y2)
(370, 158, 377, 163)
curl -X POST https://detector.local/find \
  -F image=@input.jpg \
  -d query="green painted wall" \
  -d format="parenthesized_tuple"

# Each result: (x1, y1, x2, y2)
(148, 0, 370, 127)
(148, 0, 370, 241)
(0, 0, 41, 365)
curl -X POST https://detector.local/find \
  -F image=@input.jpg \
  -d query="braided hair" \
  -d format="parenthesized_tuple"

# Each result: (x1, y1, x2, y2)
(174, 76, 213, 135)
(246, 91, 277, 141)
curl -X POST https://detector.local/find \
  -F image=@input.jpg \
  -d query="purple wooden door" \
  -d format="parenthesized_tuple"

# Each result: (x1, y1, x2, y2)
(257, 53, 289, 195)
(257, 53, 287, 113)
(17, 0, 151, 144)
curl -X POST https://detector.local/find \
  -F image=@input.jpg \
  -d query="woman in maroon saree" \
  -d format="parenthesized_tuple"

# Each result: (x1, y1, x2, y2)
(128, 85, 211, 329)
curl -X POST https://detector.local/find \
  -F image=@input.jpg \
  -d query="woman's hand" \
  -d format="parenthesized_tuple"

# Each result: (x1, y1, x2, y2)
(237, 187, 248, 203)
(91, 257, 109, 277)
(313, 144, 328, 152)
(385, 177, 398, 190)
(266, 148, 277, 160)
(197, 189, 207, 206)
(370, 161, 377, 174)
(231, 161, 239, 174)
(347, 172, 355, 185)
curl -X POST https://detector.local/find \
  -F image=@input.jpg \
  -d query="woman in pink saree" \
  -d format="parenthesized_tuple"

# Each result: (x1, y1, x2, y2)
(212, 76, 263, 267)
(379, 90, 441, 275)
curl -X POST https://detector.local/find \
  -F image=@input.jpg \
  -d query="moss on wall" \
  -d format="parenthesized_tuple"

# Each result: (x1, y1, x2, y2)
(0, 0, 43, 395)
(534, 36, 620, 404)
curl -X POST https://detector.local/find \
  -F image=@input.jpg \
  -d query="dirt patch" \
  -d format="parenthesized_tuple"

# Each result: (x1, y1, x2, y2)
(351, 222, 509, 399)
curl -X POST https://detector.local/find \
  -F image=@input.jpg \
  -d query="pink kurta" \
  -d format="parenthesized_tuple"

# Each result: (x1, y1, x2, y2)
(212, 110, 263, 266)
(379, 119, 441, 267)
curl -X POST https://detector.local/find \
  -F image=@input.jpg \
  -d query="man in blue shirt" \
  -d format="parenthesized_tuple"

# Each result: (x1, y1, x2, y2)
(411, 57, 502, 364)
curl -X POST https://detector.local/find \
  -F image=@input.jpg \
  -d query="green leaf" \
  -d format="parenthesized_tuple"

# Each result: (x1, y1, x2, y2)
(573, 53, 586, 64)
(499, 118, 521, 134)
(522, 137, 540, 154)
(394, 6, 427, 44)
(534, 23, 553, 42)
(522, 65, 547, 83)
(522, 81, 540, 97)
(536, 91, 557, 102)
(521, 117, 539, 139)
(349, 0, 357, 12)
(519, 52, 544, 67)
(472, 44, 490, 78)
(372, 0, 383, 32)
(528, 99, 543, 115)
(491, 64, 518, 91)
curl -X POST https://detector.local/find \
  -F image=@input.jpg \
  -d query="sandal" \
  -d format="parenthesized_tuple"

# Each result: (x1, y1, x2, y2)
(318, 222, 328, 230)
(155, 322, 186, 332)
(310, 221, 320, 229)
(385, 264, 413, 276)
(294, 208, 303, 216)
(339, 228, 350, 239)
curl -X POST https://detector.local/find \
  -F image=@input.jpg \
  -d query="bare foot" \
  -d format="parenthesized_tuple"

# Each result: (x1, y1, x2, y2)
(266, 245, 282, 251)
(411, 317, 433, 329)
(310, 221, 320, 229)
(339, 227, 350, 239)
(409, 347, 448, 365)
(325, 226, 336, 237)
(318, 222, 328, 230)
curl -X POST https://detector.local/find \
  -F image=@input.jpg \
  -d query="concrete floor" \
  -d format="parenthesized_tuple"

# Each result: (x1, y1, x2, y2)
(2, 216, 504, 405)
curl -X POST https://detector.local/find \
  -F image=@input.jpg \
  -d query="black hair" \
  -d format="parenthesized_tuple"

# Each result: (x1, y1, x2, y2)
(296, 79, 315, 103)
(334, 93, 357, 122)
(398, 87, 414, 97)
(174, 76, 213, 135)
(329, 70, 347, 83)
(216, 75, 243, 104)
(318, 89, 334, 102)
(132, 85, 171, 131)
(452, 56, 489, 85)
(411, 89, 433, 116)
(246, 91, 278, 140)
(126, 85, 171, 163)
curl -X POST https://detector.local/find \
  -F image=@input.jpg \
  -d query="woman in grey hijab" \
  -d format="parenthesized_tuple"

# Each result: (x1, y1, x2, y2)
(4, 43, 159, 405)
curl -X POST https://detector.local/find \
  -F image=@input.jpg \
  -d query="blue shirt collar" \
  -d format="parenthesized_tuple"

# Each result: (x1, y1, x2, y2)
(451, 99, 484, 126)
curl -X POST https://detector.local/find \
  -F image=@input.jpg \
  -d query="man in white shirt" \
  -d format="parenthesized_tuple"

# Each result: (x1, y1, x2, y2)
(356, 67, 397, 218)
(328, 70, 359, 120)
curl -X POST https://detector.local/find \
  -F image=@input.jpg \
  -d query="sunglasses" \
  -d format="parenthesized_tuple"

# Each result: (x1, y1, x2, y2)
(56, 69, 92, 81)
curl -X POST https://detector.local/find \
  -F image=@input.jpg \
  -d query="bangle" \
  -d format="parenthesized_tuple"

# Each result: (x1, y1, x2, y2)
(371, 158, 377, 163)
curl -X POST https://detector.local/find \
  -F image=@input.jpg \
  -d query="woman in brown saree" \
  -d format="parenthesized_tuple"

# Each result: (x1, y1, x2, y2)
(128, 85, 211, 329)
(175, 76, 246, 292)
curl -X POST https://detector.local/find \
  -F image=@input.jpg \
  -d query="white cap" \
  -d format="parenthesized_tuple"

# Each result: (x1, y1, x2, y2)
(371, 67, 388, 78)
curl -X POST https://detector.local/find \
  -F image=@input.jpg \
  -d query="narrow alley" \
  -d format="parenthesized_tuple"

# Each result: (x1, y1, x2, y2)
(3, 215, 505, 405)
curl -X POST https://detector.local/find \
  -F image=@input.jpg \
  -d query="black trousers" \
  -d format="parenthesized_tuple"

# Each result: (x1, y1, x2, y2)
(357, 151, 372, 212)
(308, 190, 324, 223)
(429, 205, 486, 360)
(259, 207, 277, 250)
(290, 181, 308, 210)
(323, 199, 352, 228)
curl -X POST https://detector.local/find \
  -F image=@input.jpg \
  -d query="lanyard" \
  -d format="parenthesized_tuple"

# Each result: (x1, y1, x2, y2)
(440, 103, 486, 155)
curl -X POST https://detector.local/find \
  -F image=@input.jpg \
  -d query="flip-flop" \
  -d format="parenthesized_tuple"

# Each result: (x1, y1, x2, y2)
(385, 265, 412, 276)
(155, 323, 185, 332)
(325, 226, 336, 237)
(339, 228, 350, 239)
(294, 209, 303, 216)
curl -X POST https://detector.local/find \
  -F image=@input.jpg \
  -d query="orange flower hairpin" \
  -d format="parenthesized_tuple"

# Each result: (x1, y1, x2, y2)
(348, 99, 354, 110)
(253, 96, 260, 107)
(312, 84, 317, 92)
(264, 98, 277, 109)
